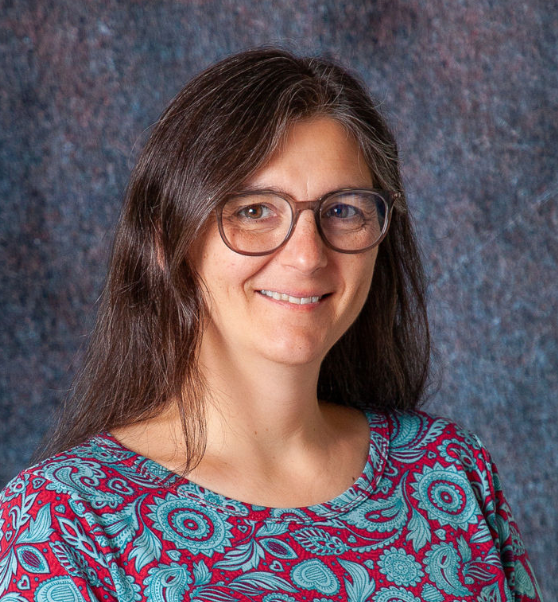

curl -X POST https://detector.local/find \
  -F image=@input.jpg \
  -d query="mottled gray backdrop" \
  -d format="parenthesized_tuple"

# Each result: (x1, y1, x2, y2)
(1, 0, 556, 597)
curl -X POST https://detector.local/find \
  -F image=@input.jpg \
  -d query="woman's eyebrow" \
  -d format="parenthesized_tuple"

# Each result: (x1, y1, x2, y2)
(232, 185, 287, 195)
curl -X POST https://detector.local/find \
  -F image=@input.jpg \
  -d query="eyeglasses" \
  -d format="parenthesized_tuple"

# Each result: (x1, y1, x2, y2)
(216, 188, 399, 256)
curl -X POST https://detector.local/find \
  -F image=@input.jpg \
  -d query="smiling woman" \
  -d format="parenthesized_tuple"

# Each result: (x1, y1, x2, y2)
(0, 48, 542, 601)
(195, 118, 379, 372)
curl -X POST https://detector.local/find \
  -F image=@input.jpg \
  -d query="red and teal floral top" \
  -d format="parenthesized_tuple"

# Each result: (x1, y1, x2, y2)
(0, 411, 542, 601)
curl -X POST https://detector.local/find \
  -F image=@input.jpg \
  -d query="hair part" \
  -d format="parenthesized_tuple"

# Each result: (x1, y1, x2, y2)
(39, 47, 430, 470)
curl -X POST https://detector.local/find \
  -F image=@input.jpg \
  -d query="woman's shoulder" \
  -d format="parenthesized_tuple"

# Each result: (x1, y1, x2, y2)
(363, 409, 509, 541)
(0, 435, 145, 596)
(380, 408, 488, 450)
(0, 432, 170, 511)
(364, 408, 497, 478)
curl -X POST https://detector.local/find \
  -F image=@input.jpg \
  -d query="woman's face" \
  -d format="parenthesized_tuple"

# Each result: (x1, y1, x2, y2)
(195, 117, 378, 368)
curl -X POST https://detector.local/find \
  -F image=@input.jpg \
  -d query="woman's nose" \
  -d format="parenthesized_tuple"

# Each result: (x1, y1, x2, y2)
(278, 209, 327, 273)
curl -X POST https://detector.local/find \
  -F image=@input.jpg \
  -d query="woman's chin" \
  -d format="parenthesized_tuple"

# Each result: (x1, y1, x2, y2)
(253, 333, 332, 368)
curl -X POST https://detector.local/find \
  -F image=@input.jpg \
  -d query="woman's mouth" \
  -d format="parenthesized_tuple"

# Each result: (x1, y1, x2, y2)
(258, 289, 325, 305)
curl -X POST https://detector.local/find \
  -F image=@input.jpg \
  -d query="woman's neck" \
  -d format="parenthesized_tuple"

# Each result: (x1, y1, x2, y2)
(113, 340, 370, 507)
(199, 342, 325, 458)
(186, 341, 367, 507)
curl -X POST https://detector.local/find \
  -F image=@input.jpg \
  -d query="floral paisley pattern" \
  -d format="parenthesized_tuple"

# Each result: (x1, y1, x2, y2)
(110, 564, 142, 602)
(0, 411, 542, 601)
(373, 585, 422, 602)
(147, 494, 233, 556)
(377, 547, 424, 586)
(411, 463, 479, 530)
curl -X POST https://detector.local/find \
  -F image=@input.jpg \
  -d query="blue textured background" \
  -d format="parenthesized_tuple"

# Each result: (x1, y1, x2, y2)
(1, 1, 556, 596)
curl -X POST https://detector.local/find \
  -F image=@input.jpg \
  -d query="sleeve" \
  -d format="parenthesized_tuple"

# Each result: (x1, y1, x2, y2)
(0, 471, 115, 601)
(472, 435, 544, 602)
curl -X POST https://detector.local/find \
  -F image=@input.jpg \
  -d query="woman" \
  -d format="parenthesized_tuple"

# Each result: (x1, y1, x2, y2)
(0, 48, 541, 601)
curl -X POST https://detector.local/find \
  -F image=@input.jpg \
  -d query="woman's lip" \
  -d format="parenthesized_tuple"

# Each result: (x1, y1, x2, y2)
(258, 289, 329, 305)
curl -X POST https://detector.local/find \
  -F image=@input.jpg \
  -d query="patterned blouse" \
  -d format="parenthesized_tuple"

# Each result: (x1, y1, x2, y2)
(0, 411, 542, 601)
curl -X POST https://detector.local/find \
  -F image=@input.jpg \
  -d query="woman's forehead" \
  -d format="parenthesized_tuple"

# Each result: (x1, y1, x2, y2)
(242, 117, 372, 196)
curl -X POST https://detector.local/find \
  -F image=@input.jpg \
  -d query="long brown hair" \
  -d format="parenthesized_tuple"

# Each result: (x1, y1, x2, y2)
(41, 48, 430, 469)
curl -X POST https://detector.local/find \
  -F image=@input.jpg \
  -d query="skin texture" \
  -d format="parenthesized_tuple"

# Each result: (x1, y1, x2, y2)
(116, 118, 377, 507)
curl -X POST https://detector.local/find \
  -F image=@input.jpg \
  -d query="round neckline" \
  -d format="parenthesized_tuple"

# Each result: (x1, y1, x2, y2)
(96, 411, 390, 523)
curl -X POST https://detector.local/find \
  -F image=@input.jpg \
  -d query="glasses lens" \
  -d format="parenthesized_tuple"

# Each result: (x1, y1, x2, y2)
(320, 191, 388, 251)
(220, 193, 292, 254)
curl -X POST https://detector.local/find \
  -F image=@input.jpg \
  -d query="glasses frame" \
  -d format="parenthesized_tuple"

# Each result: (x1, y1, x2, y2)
(216, 188, 400, 256)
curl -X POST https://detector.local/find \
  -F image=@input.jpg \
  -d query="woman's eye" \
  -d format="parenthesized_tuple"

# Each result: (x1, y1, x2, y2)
(325, 204, 360, 219)
(238, 204, 270, 219)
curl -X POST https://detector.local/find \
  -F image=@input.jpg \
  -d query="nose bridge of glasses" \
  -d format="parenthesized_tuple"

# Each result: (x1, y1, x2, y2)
(281, 201, 328, 268)
(290, 199, 323, 233)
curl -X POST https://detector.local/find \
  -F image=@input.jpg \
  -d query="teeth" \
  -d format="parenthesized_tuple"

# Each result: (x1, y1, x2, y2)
(260, 290, 321, 305)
